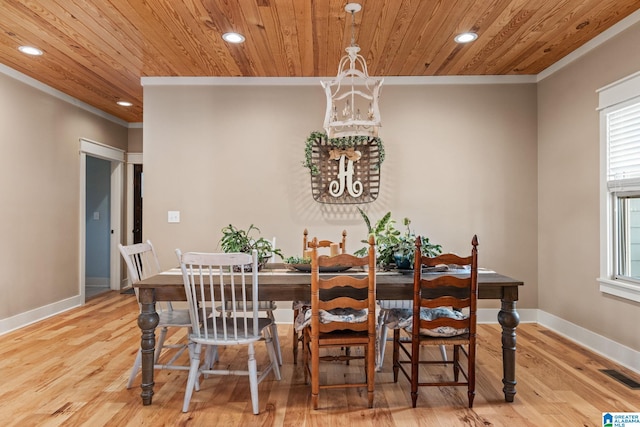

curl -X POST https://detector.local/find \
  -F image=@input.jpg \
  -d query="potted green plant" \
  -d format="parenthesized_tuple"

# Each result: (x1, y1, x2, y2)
(354, 208, 441, 269)
(219, 224, 283, 269)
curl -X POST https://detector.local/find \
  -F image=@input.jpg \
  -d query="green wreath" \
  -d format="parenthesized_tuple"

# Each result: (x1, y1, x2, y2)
(303, 131, 385, 176)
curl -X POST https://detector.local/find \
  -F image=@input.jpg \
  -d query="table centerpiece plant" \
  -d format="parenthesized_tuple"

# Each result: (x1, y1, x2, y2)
(353, 208, 441, 269)
(219, 224, 283, 270)
(284, 256, 311, 264)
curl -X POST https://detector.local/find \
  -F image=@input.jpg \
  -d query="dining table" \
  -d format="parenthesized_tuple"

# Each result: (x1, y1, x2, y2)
(133, 264, 523, 406)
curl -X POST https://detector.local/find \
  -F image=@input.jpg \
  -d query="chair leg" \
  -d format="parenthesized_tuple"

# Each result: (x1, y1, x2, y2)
(468, 342, 476, 408)
(311, 335, 319, 410)
(410, 334, 419, 408)
(265, 334, 282, 381)
(182, 343, 202, 413)
(203, 345, 218, 371)
(439, 344, 447, 363)
(392, 329, 400, 382)
(266, 310, 282, 365)
(126, 348, 142, 389)
(367, 340, 375, 408)
(192, 342, 201, 392)
(303, 328, 310, 385)
(155, 326, 168, 364)
(376, 322, 388, 372)
(293, 308, 299, 364)
(247, 343, 260, 415)
(453, 345, 460, 382)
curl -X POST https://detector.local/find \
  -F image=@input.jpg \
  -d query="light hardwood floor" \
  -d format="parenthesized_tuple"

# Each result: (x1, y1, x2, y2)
(0, 291, 637, 426)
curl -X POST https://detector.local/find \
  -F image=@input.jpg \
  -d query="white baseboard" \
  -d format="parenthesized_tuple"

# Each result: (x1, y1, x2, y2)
(538, 310, 640, 374)
(85, 277, 109, 287)
(480, 308, 639, 374)
(0, 295, 82, 335)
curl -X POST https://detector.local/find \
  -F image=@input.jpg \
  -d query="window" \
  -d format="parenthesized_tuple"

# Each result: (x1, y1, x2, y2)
(598, 71, 640, 302)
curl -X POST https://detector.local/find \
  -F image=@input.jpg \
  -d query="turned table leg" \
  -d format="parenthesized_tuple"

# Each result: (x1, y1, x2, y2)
(497, 295, 520, 402)
(137, 287, 159, 405)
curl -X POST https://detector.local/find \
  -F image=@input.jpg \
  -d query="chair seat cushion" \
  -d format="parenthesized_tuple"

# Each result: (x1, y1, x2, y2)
(383, 306, 468, 337)
(294, 307, 368, 331)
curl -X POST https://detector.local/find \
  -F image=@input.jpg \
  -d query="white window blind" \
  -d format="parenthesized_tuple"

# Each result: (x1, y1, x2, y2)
(608, 102, 640, 185)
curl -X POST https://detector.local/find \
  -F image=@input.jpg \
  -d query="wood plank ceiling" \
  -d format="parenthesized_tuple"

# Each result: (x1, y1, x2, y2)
(1, 0, 639, 123)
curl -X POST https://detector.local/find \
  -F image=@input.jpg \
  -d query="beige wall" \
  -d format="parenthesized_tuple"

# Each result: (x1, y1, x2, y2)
(538, 24, 640, 349)
(127, 127, 143, 153)
(143, 82, 538, 310)
(0, 71, 127, 319)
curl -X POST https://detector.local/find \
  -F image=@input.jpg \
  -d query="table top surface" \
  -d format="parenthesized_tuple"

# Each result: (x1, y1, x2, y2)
(135, 264, 523, 289)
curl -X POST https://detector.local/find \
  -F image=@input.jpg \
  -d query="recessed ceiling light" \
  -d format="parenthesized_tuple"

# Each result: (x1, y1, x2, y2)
(18, 45, 43, 56)
(222, 32, 245, 43)
(454, 32, 478, 43)
(117, 101, 133, 107)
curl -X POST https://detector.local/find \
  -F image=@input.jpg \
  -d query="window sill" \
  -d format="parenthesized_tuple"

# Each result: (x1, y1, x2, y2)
(598, 278, 640, 303)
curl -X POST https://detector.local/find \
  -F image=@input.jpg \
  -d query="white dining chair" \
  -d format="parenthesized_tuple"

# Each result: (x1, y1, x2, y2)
(118, 240, 192, 389)
(217, 237, 282, 366)
(177, 249, 281, 414)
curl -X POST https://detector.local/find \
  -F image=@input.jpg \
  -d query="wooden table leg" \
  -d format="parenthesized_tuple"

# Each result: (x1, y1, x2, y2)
(137, 287, 159, 405)
(497, 290, 520, 402)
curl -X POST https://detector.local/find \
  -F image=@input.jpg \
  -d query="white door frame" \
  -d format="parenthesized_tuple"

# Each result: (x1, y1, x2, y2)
(79, 138, 125, 302)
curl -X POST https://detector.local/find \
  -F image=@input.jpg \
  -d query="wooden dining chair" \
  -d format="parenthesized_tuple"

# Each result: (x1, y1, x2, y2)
(392, 235, 478, 408)
(176, 249, 281, 414)
(293, 228, 348, 364)
(302, 235, 376, 409)
(302, 228, 347, 255)
(118, 241, 192, 389)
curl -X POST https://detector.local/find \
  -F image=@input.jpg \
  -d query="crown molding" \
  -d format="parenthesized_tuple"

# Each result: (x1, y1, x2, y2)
(141, 74, 537, 87)
(537, 8, 640, 81)
(0, 62, 130, 127)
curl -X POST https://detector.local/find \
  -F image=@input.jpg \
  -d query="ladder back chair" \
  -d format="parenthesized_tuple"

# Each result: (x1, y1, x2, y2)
(176, 249, 281, 414)
(302, 235, 376, 409)
(392, 235, 478, 408)
(293, 228, 348, 363)
(302, 228, 347, 255)
(118, 241, 192, 389)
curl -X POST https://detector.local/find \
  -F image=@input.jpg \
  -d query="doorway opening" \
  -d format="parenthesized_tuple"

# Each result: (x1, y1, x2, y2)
(85, 156, 112, 298)
(79, 138, 124, 303)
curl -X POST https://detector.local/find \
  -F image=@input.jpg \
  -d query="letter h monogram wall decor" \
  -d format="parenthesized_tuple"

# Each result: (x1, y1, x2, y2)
(304, 132, 384, 204)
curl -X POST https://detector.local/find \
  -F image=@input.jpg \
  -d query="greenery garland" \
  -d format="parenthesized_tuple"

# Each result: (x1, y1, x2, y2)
(303, 131, 385, 176)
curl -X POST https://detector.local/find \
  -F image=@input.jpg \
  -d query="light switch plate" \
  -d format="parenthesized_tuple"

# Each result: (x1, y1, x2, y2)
(168, 210, 180, 223)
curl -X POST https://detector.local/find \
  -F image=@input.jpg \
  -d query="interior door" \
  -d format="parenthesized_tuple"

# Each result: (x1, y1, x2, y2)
(133, 164, 143, 243)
